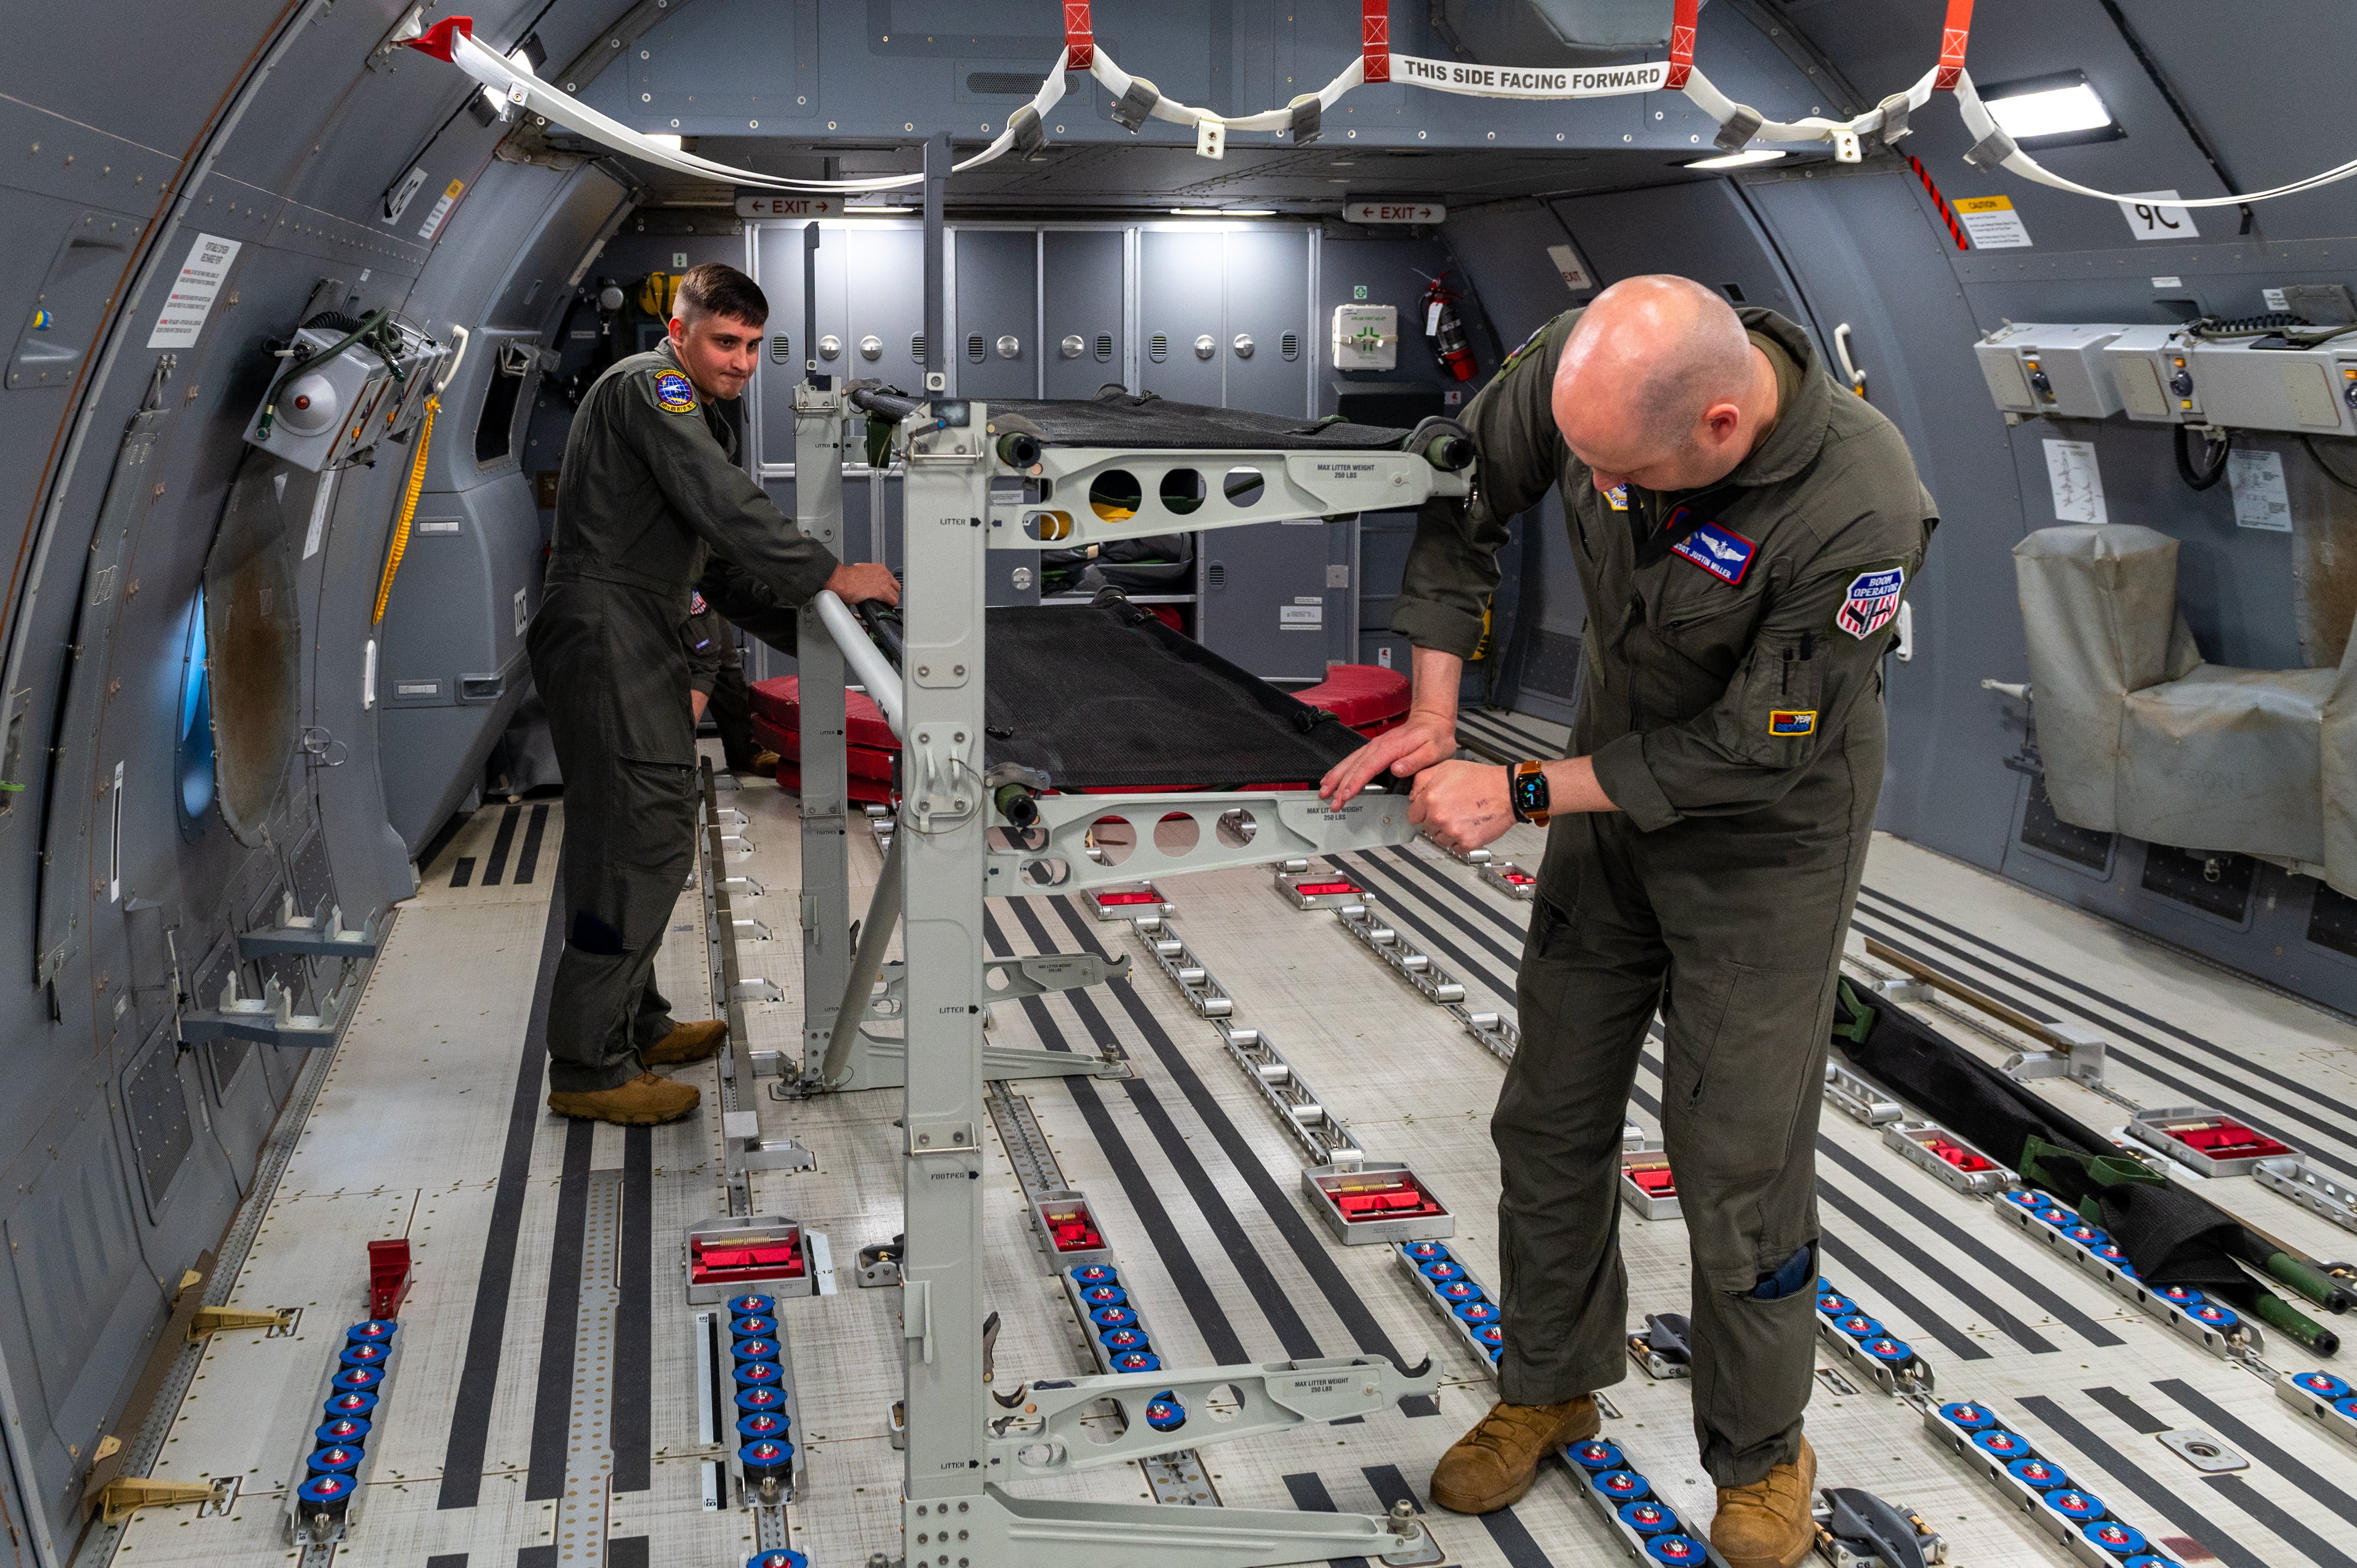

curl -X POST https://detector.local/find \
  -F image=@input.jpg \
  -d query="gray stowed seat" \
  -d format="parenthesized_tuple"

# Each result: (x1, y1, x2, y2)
(2013, 523, 2357, 894)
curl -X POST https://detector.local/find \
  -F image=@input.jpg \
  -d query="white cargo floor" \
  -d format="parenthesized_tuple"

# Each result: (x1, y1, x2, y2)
(95, 753, 2357, 1568)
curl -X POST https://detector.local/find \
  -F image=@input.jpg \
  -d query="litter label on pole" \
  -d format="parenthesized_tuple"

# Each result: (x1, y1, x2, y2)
(146, 234, 241, 349)
(2229, 448, 2291, 531)
(2043, 438, 2106, 525)
(417, 179, 466, 240)
(1951, 195, 2030, 249)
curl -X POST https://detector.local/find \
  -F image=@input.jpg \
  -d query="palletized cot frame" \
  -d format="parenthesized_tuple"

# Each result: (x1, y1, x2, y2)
(789, 372, 1476, 1567)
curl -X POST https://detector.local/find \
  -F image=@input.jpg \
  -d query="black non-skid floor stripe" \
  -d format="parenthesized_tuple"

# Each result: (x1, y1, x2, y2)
(1004, 903, 1328, 1362)
(513, 803, 551, 885)
(981, 910, 1254, 1367)
(1475, 1499, 1561, 1568)
(1280, 1472, 1371, 1568)
(1047, 896, 1442, 1415)
(1853, 912, 2357, 1177)
(516, 1548, 557, 1568)
(2014, 1394, 2272, 1568)
(426, 1556, 466, 1568)
(612, 1124, 653, 1493)
(526, 1117, 597, 1500)
(2153, 1378, 2357, 1528)
(480, 803, 523, 887)
(1361, 1462, 1425, 1513)
(2204, 1476, 2357, 1568)
(2082, 1384, 2171, 1434)
(1856, 885, 2357, 1155)
(439, 858, 566, 1510)
(1815, 1231, 1994, 1362)
(1813, 1140, 2126, 1348)
(1379, 845, 1532, 942)
(450, 855, 476, 889)
(1350, 849, 1527, 972)
(606, 1539, 650, 1568)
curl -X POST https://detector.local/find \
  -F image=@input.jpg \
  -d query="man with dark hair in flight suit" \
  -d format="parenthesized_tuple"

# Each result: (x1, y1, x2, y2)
(1322, 276, 1935, 1568)
(532, 262, 897, 1126)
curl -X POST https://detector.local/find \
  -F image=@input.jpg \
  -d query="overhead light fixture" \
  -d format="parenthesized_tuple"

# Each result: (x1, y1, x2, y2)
(846, 203, 914, 214)
(1979, 70, 2122, 148)
(1683, 148, 1787, 171)
(1170, 207, 1276, 217)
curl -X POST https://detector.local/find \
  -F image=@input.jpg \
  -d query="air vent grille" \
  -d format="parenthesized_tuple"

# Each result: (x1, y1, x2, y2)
(1095, 332, 1114, 361)
(1206, 562, 1225, 589)
(966, 333, 986, 363)
(1279, 330, 1300, 361)
(769, 334, 791, 364)
(1148, 333, 1168, 362)
(911, 333, 926, 361)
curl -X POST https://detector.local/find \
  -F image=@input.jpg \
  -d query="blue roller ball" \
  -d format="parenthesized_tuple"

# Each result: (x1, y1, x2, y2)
(1069, 1265, 1119, 1287)
(1110, 1350, 1161, 1373)
(739, 1437, 794, 1475)
(1402, 1242, 1450, 1263)
(747, 1553, 809, 1568)
(2002, 1190, 2052, 1212)
(732, 1337, 782, 1364)
(1475, 1324, 1505, 1348)
(323, 1390, 379, 1421)
(737, 1412, 790, 1444)
(332, 1365, 384, 1394)
(1816, 1291, 1855, 1316)
(1642, 1535, 1709, 1565)
(2189, 1303, 2241, 1331)
(1436, 1280, 1483, 1303)
(1078, 1284, 1128, 1309)
(1860, 1336, 1913, 1363)
(2007, 1456, 2069, 1490)
(2292, 1372, 2352, 1401)
(1832, 1314, 1883, 1340)
(1590, 1469, 1649, 1504)
(2043, 1488, 2106, 1524)
(1566, 1439, 1624, 1472)
(1420, 1260, 1465, 1282)
(297, 1474, 354, 1507)
(307, 1444, 365, 1476)
(2125, 1556, 2184, 1568)
(2085, 1521, 2148, 1558)
(2157, 1284, 2205, 1306)
(1145, 1392, 1187, 1432)
(346, 1320, 400, 1346)
(1972, 1429, 2032, 1460)
(1091, 1305, 1137, 1330)
(730, 1314, 777, 1340)
(733, 1361, 785, 1390)
(1618, 1499, 1679, 1535)
(2334, 1396, 2357, 1422)
(734, 1386, 788, 1417)
(1938, 1401, 1997, 1431)
(726, 1294, 776, 1317)
(1484, 1341, 1504, 1361)
(314, 1416, 372, 1448)
(2093, 1244, 2131, 1268)
(1098, 1327, 1151, 1353)
(2061, 1223, 2109, 1248)
(338, 1341, 391, 1369)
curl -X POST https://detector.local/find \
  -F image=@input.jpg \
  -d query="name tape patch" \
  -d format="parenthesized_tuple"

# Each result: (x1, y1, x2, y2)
(1770, 709, 1818, 737)
(654, 370, 699, 414)
(1669, 519, 1756, 586)
(1836, 565, 1906, 640)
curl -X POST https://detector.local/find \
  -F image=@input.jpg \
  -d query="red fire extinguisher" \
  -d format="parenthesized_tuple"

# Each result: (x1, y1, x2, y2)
(1421, 271, 1478, 382)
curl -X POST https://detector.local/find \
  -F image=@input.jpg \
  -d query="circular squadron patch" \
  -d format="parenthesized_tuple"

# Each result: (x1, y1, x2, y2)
(654, 370, 699, 414)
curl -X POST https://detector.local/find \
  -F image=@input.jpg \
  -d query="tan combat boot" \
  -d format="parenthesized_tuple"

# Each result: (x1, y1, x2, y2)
(1710, 1438, 1816, 1568)
(548, 1071, 701, 1125)
(1429, 1396, 1599, 1514)
(642, 1018, 729, 1065)
(750, 749, 781, 778)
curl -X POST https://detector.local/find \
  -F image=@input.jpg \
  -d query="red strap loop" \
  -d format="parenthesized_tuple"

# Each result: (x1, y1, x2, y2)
(1361, 0, 1390, 83)
(1935, 0, 1973, 91)
(1063, 1, 1094, 72)
(403, 16, 475, 62)
(1665, 0, 1699, 90)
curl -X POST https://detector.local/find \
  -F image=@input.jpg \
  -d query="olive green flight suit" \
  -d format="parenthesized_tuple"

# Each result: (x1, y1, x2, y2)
(1394, 307, 1937, 1487)
(530, 341, 838, 1093)
(683, 596, 758, 772)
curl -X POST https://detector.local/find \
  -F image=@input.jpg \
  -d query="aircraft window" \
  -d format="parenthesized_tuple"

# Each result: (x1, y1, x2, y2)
(177, 590, 214, 826)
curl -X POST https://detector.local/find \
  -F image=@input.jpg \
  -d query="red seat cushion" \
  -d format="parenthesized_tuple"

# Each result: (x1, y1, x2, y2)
(747, 675, 898, 752)
(1294, 664, 1410, 732)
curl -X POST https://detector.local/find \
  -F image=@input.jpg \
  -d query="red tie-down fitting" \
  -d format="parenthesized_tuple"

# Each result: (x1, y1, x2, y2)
(1420, 273, 1478, 383)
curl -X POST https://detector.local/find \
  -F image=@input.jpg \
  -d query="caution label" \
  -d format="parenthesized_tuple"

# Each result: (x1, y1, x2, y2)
(1951, 194, 2031, 250)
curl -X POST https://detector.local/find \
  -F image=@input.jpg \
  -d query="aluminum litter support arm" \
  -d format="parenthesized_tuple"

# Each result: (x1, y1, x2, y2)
(819, 828, 904, 1085)
(814, 590, 904, 736)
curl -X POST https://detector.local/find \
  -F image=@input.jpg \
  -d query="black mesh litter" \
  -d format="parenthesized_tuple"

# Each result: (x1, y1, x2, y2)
(988, 394, 1414, 452)
(979, 598, 1378, 789)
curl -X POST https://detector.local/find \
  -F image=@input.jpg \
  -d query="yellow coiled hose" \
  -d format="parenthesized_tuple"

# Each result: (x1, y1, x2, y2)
(371, 394, 438, 626)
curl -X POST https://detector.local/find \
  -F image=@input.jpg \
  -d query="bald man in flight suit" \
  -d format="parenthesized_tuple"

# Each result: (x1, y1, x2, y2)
(531, 263, 897, 1127)
(1323, 276, 1935, 1568)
